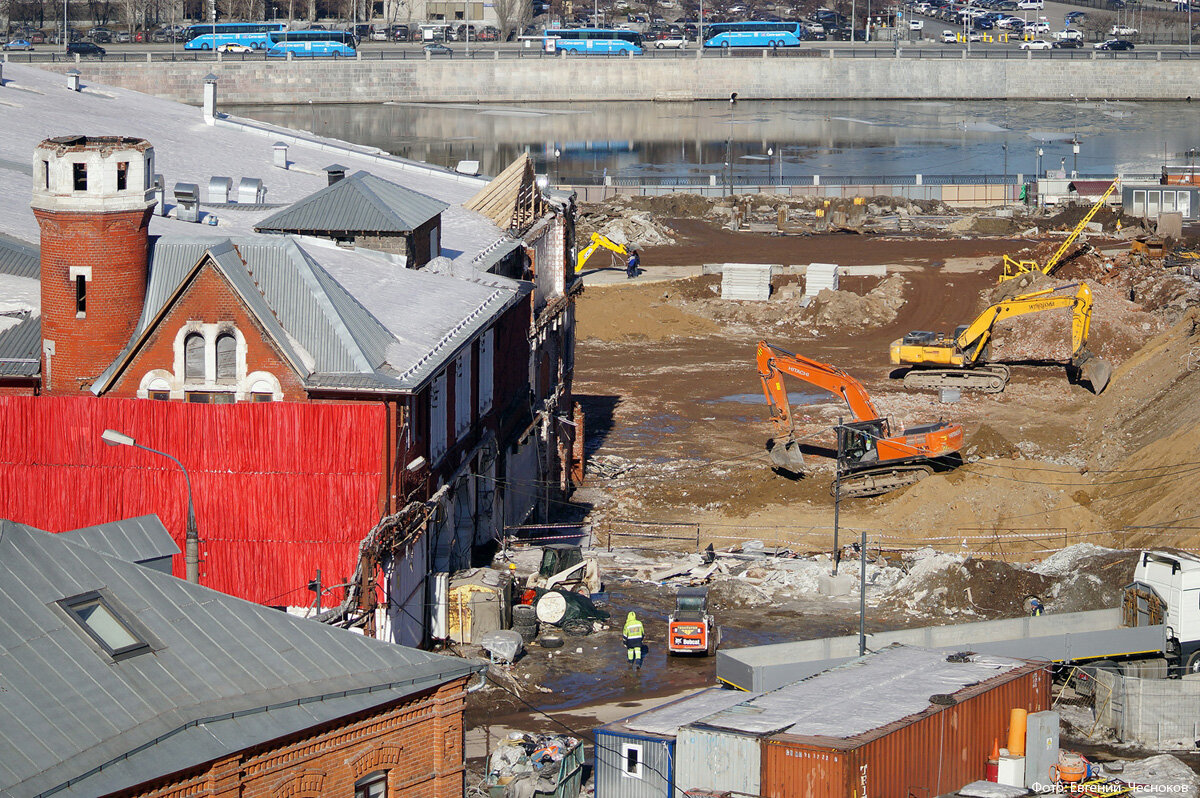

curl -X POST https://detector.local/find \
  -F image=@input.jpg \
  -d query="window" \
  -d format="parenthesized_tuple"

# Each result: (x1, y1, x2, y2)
(429, 372, 447, 463)
(454, 353, 471, 440)
(186, 391, 235, 404)
(429, 226, 439, 261)
(251, 392, 274, 402)
(354, 772, 388, 798)
(42, 160, 50, 189)
(117, 161, 128, 191)
(60, 592, 149, 659)
(184, 332, 205, 381)
(1133, 190, 1146, 214)
(215, 333, 236, 382)
(75, 275, 87, 316)
(73, 162, 88, 191)
(621, 743, 643, 779)
(478, 329, 494, 414)
(150, 391, 170, 401)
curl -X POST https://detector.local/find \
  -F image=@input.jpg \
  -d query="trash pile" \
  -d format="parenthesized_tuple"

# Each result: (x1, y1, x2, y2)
(487, 733, 580, 798)
(514, 588, 609, 645)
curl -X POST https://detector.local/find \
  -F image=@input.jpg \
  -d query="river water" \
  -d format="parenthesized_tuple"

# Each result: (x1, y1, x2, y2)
(235, 98, 1198, 182)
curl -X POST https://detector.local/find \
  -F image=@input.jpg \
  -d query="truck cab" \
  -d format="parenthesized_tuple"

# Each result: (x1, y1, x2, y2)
(1131, 550, 1200, 671)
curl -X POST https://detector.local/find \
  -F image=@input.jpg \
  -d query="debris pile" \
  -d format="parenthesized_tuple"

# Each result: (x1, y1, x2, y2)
(487, 733, 580, 798)
(802, 273, 907, 330)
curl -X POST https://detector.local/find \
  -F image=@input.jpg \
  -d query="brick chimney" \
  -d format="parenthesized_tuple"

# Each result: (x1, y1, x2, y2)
(32, 136, 157, 394)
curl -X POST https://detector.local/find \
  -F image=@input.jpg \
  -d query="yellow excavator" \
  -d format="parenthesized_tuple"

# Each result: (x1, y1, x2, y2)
(999, 180, 1118, 283)
(889, 282, 1112, 394)
(575, 232, 630, 274)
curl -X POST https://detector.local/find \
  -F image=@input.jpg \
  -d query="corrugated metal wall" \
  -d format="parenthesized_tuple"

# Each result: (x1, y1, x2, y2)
(675, 726, 761, 796)
(0, 395, 385, 606)
(761, 666, 1049, 798)
(594, 730, 674, 798)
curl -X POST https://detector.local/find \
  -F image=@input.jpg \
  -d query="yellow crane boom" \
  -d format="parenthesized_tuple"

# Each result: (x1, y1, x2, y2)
(1000, 180, 1119, 283)
(576, 232, 629, 274)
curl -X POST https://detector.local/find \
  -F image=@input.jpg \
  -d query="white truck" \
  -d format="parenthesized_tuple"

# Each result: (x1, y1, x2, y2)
(717, 550, 1200, 692)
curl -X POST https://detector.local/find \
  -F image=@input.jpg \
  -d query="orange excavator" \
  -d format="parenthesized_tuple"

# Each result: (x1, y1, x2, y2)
(756, 341, 965, 498)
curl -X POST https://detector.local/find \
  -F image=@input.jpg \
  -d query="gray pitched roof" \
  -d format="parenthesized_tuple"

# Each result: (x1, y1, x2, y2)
(58, 514, 180, 566)
(255, 171, 449, 235)
(0, 235, 38, 279)
(0, 518, 482, 798)
(93, 236, 526, 394)
(0, 237, 40, 378)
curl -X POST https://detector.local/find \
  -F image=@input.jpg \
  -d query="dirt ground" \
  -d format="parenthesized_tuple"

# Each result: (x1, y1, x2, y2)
(464, 200, 1200, 781)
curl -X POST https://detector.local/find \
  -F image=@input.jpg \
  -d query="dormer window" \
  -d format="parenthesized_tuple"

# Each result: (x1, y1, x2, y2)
(60, 591, 150, 660)
(117, 161, 128, 191)
(73, 163, 88, 192)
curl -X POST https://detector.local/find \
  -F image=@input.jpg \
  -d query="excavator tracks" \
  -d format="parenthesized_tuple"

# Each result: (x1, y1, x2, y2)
(834, 464, 935, 499)
(901, 365, 1010, 394)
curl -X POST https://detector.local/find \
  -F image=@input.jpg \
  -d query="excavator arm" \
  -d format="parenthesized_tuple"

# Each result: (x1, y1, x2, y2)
(756, 341, 881, 433)
(575, 232, 630, 274)
(954, 283, 1093, 365)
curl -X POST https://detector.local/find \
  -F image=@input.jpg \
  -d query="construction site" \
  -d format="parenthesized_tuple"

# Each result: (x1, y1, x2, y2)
(461, 184, 1200, 798)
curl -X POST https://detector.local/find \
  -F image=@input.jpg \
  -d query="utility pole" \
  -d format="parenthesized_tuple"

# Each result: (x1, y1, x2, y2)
(832, 416, 842, 576)
(858, 530, 867, 655)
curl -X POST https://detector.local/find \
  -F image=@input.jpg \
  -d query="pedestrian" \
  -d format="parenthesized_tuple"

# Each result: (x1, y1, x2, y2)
(626, 248, 640, 279)
(622, 611, 645, 669)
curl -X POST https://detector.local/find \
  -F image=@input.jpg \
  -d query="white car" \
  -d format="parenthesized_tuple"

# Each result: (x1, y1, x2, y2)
(942, 29, 957, 41)
(1016, 0, 1043, 8)
(216, 42, 252, 53)
(1020, 38, 1052, 48)
(909, 19, 925, 30)
(1109, 25, 1137, 36)
(1027, 21, 1050, 33)
(653, 33, 687, 48)
(1052, 28, 1083, 40)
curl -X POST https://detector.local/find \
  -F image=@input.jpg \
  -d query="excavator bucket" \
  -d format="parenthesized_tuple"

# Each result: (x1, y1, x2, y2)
(767, 437, 806, 476)
(1079, 357, 1113, 394)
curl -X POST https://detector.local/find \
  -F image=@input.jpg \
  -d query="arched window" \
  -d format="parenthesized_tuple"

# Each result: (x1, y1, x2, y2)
(184, 333, 205, 381)
(215, 333, 237, 383)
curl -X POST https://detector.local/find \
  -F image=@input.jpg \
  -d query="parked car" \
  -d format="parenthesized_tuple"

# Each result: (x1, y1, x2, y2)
(29, 30, 45, 43)
(67, 41, 106, 56)
(1052, 38, 1081, 47)
(370, 27, 389, 40)
(1016, 0, 1043, 8)
(1094, 38, 1134, 49)
(1020, 38, 1052, 48)
(88, 27, 113, 42)
(1052, 28, 1082, 39)
(1109, 24, 1137, 36)
(653, 32, 688, 47)
(908, 18, 925, 29)
(423, 42, 452, 54)
(217, 42, 252, 52)
(1064, 10, 1086, 22)
(115, 30, 131, 42)
(2, 37, 34, 50)
(941, 28, 957, 41)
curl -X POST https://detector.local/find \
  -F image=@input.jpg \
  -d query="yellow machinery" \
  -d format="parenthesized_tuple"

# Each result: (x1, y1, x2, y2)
(1000, 180, 1119, 283)
(575, 232, 629, 274)
(890, 282, 1112, 394)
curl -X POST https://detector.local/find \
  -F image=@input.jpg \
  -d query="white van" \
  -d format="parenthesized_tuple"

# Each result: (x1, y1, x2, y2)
(1017, 0, 1044, 9)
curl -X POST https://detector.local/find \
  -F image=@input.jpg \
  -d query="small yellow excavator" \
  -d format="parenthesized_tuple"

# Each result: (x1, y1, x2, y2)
(999, 180, 1118, 283)
(575, 233, 630, 274)
(889, 282, 1112, 394)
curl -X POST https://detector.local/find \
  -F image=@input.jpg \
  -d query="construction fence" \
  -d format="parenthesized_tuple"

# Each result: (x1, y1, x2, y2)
(1093, 669, 1200, 750)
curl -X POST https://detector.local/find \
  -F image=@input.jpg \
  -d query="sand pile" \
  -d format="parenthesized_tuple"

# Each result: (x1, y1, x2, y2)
(802, 274, 907, 330)
(881, 549, 1056, 617)
(575, 282, 720, 342)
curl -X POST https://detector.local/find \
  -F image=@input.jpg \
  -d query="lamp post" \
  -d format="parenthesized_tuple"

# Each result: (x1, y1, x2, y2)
(1002, 142, 1009, 206)
(102, 429, 200, 584)
(554, 146, 561, 186)
(1072, 138, 1080, 178)
(1036, 145, 1043, 178)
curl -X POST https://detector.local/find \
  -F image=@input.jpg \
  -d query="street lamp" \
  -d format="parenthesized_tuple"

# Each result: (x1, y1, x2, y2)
(102, 429, 200, 584)
(554, 146, 561, 186)
(1072, 138, 1080, 178)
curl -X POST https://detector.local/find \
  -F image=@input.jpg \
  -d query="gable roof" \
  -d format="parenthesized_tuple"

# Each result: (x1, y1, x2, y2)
(93, 236, 527, 395)
(0, 518, 481, 798)
(0, 237, 40, 379)
(58, 514, 180, 566)
(254, 171, 449, 235)
(463, 155, 547, 233)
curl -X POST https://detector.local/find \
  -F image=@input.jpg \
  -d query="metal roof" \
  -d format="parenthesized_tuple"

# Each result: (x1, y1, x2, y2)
(93, 236, 526, 395)
(0, 235, 39, 279)
(58, 514, 180, 565)
(0, 518, 482, 798)
(0, 313, 40, 377)
(617, 688, 761, 739)
(255, 171, 449, 234)
(698, 645, 1027, 740)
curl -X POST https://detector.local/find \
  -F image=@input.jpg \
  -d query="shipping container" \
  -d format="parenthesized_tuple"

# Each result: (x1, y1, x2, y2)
(675, 725, 764, 796)
(757, 649, 1049, 798)
(595, 689, 754, 798)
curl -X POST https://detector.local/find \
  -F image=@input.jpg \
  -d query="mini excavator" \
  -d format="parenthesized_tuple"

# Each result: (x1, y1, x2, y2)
(575, 233, 630, 274)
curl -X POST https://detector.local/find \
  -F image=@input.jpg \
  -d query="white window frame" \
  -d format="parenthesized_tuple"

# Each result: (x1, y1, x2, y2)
(478, 329, 494, 415)
(454, 353, 471, 440)
(621, 743, 644, 779)
(430, 371, 448, 463)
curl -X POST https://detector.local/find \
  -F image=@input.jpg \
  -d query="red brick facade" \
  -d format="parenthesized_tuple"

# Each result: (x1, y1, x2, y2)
(112, 678, 470, 798)
(34, 206, 153, 395)
(105, 259, 307, 401)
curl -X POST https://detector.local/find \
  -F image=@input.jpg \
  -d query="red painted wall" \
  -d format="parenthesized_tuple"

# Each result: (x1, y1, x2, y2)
(0, 395, 386, 605)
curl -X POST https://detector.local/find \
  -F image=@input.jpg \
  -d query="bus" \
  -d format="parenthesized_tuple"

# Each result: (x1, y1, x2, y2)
(265, 29, 357, 57)
(183, 22, 286, 50)
(701, 21, 805, 47)
(542, 28, 644, 54)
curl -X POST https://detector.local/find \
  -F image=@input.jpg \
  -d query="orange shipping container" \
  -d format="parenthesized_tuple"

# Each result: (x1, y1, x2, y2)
(760, 660, 1048, 798)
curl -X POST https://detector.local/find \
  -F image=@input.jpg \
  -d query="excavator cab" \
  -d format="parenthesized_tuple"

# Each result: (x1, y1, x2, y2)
(836, 419, 888, 469)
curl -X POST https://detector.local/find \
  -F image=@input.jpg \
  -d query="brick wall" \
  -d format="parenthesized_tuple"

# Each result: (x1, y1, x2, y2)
(114, 677, 470, 798)
(106, 258, 307, 400)
(35, 206, 153, 395)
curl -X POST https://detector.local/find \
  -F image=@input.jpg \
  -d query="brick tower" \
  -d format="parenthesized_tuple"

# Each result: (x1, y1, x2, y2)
(32, 136, 156, 394)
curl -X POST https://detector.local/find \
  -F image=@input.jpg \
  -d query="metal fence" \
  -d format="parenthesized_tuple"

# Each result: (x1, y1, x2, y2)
(563, 171, 1159, 187)
(1093, 669, 1200, 749)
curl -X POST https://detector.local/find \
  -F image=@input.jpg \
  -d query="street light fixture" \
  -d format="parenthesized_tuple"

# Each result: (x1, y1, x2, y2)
(1072, 138, 1080, 178)
(102, 428, 200, 585)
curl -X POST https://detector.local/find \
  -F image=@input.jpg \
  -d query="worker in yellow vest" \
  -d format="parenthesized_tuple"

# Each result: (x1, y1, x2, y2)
(622, 611, 645, 669)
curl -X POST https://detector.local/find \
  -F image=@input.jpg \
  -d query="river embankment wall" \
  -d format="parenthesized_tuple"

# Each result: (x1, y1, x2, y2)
(33, 55, 1200, 104)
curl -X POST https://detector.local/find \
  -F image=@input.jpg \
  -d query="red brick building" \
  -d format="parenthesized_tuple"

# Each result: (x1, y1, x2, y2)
(0, 135, 581, 648)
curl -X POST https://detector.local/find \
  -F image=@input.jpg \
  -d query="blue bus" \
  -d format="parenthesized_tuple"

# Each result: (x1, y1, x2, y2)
(183, 22, 286, 50)
(543, 28, 644, 54)
(702, 21, 805, 47)
(266, 30, 357, 57)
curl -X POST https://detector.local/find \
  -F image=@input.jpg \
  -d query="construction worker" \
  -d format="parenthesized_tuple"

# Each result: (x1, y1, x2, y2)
(1030, 598, 1044, 617)
(625, 248, 640, 279)
(622, 611, 645, 669)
